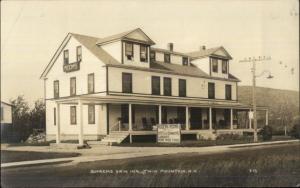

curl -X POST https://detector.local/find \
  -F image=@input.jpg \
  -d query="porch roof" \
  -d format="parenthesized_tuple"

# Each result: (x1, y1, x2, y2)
(52, 95, 268, 110)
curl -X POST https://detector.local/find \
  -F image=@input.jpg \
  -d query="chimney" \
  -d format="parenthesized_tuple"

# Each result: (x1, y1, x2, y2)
(200, 45, 206, 50)
(168, 43, 174, 51)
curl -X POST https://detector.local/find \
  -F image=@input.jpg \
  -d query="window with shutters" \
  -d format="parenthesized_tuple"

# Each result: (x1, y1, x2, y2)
(140, 45, 148, 62)
(151, 76, 160, 95)
(70, 106, 77, 125)
(70, 77, 76, 96)
(122, 73, 132, 93)
(64, 50, 69, 64)
(163, 77, 172, 96)
(88, 73, 94, 94)
(125, 42, 134, 60)
(88, 105, 95, 124)
(208, 82, 215, 99)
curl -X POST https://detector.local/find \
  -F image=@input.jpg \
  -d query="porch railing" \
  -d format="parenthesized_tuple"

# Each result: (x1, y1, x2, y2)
(110, 120, 122, 131)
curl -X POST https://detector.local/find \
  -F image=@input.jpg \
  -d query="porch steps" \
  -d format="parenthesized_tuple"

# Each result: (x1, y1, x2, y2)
(89, 132, 129, 146)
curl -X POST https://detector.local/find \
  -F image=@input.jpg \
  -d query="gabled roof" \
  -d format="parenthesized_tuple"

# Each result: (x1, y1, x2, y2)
(40, 32, 120, 78)
(40, 31, 239, 82)
(96, 28, 155, 45)
(187, 46, 233, 60)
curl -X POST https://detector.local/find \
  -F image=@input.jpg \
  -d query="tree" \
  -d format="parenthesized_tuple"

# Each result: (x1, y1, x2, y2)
(9, 96, 46, 142)
(10, 95, 31, 142)
(30, 99, 45, 130)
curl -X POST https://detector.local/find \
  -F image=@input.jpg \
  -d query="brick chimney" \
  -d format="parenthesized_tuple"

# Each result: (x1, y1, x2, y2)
(168, 43, 174, 51)
(200, 45, 206, 50)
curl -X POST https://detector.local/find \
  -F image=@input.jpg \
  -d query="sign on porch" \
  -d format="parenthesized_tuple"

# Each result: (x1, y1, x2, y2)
(157, 124, 181, 144)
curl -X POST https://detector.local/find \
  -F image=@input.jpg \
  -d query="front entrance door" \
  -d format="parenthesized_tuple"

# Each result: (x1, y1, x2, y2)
(190, 108, 202, 130)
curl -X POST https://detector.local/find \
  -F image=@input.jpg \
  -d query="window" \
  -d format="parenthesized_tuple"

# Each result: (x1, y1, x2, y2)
(121, 104, 135, 124)
(77, 46, 82, 62)
(64, 50, 69, 64)
(179, 79, 186, 97)
(88, 105, 95, 124)
(140, 45, 148, 62)
(125, 42, 133, 60)
(164, 53, 170, 63)
(151, 76, 160, 95)
(88, 73, 94, 94)
(163, 77, 172, 96)
(70, 77, 76, 96)
(225, 84, 232, 100)
(122, 73, 132, 93)
(1, 107, 3, 120)
(182, 57, 188, 66)
(150, 51, 156, 62)
(208, 82, 215, 99)
(222, 60, 228, 74)
(70, 106, 77, 125)
(53, 108, 56, 125)
(53, 80, 59, 98)
(211, 58, 218, 73)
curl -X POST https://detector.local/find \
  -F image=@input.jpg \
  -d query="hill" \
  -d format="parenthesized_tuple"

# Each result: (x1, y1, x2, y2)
(238, 86, 299, 133)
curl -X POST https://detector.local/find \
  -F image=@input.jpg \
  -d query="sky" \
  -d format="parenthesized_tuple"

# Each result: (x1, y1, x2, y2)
(1, 0, 299, 104)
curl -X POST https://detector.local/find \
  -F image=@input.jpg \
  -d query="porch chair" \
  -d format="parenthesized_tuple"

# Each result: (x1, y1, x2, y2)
(168, 119, 174, 124)
(173, 118, 179, 124)
(150, 118, 156, 125)
(142, 117, 149, 130)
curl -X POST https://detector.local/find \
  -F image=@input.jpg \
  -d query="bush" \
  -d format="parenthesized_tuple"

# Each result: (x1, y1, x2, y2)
(290, 116, 300, 138)
(259, 126, 272, 141)
(216, 133, 244, 141)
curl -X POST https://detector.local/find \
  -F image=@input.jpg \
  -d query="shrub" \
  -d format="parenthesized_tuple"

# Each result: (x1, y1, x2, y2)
(216, 133, 243, 141)
(259, 126, 272, 141)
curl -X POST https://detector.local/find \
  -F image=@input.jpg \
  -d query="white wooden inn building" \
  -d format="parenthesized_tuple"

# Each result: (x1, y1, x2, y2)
(40, 28, 268, 145)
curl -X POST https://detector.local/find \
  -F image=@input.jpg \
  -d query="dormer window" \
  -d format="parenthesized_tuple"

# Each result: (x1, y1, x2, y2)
(182, 57, 188, 66)
(212, 58, 218, 73)
(140, 45, 148, 62)
(222, 60, 228, 74)
(125, 42, 133, 60)
(63, 50, 69, 64)
(150, 51, 156, 62)
(76, 46, 82, 62)
(164, 53, 170, 63)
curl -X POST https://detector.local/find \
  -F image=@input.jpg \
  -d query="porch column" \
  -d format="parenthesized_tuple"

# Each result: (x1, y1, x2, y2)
(78, 100, 84, 146)
(158, 105, 162, 124)
(265, 110, 269, 126)
(129, 104, 132, 131)
(209, 107, 212, 130)
(230, 108, 233, 130)
(56, 102, 61, 144)
(185, 106, 189, 130)
(249, 110, 252, 129)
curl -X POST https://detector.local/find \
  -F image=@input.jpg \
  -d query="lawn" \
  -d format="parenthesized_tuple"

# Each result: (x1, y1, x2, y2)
(2, 143, 300, 187)
(1, 150, 80, 163)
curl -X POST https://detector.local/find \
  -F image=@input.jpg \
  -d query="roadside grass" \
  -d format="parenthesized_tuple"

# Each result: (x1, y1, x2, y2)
(117, 135, 297, 147)
(2, 143, 300, 187)
(1, 150, 80, 163)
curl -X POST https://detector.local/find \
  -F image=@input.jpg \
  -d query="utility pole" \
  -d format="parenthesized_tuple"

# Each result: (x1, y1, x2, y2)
(239, 56, 272, 142)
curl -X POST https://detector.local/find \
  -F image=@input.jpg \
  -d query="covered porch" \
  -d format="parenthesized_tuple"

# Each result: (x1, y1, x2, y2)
(52, 95, 268, 145)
